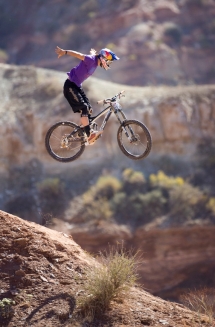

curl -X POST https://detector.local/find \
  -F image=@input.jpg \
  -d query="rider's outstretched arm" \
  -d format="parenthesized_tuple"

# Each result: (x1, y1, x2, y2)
(55, 46, 85, 60)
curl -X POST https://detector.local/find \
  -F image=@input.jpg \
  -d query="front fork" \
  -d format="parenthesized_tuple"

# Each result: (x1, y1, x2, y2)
(114, 109, 131, 140)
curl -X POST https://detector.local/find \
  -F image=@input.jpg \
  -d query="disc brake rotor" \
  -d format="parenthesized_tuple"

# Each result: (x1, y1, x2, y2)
(130, 134, 140, 144)
(60, 136, 69, 148)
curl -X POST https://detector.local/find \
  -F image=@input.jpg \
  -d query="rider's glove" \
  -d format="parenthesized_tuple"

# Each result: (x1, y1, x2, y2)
(88, 106, 93, 115)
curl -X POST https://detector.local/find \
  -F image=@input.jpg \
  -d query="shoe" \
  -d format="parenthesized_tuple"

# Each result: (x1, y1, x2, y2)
(87, 130, 103, 145)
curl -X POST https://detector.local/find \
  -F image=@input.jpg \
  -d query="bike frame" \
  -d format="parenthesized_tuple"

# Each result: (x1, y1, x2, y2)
(67, 101, 127, 140)
(89, 101, 127, 132)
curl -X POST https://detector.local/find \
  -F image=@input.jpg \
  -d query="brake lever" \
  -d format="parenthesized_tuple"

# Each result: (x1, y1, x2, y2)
(119, 90, 125, 99)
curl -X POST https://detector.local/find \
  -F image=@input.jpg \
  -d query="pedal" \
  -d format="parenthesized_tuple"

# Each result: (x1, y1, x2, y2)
(86, 130, 103, 146)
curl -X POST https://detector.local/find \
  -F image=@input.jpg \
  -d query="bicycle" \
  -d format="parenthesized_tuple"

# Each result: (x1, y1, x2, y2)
(45, 90, 152, 162)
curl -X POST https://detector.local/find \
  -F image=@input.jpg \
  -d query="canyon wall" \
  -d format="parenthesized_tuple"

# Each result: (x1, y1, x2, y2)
(0, 63, 215, 175)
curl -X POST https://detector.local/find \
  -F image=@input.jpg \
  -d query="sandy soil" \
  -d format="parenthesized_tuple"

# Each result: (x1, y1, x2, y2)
(0, 210, 213, 327)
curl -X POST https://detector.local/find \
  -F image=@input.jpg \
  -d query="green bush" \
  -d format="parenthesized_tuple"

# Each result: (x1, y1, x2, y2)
(0, 298, 15, 320)
(0, 49, 8, 63)
(130, 190, 167, 224)
(81, 197, 113, 222)
(68, 169, 214, 228)
(163, 22, 182, 45)
(84, 175, 122, 202)
(197, 138, 215, 174)
(37, 178, 62, 195)
(122, 168, 145, 184)
(111, 189, 166, 226)
(169, 182, 205, 224)
(206, 198, 215, 221)
(122, 168, 146, 194)
(149, 170, 184, 190)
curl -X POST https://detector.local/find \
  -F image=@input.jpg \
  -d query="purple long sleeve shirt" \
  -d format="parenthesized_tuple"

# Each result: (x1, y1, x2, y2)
(67, 55, 98, 87)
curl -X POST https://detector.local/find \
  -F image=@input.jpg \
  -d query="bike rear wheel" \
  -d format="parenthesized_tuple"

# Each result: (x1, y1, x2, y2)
(45, 121, 85, 162)
(117, 120, 152, 160)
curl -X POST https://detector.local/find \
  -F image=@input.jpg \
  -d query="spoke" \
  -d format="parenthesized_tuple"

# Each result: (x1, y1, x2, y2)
(51, 133, 62, 142)
(119, 122, 150, 158)
(49, 125, 83, 159)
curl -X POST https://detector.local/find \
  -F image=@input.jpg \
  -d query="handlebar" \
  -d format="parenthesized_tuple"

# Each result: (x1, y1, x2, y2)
(97, 90, 125, 105)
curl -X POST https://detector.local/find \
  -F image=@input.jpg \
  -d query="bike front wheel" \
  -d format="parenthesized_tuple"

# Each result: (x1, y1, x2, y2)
(117, 120, 152, 160)
(45, 121, 85, 162)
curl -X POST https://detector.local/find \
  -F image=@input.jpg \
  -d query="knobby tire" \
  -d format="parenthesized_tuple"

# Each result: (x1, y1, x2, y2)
(117, 119, 152, 160)
(45, 121, 85, 162)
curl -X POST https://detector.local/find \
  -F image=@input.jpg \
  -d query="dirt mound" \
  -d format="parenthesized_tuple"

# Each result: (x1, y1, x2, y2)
(0, 210, 208, 326)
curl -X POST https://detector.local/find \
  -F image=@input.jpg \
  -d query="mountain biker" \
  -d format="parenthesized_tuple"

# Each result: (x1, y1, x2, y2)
(55, 46, 120, 144)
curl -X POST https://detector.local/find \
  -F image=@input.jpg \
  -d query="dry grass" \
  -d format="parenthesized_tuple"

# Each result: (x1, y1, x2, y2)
(181, 288, 215, 326)
(77, 245, 141, 319)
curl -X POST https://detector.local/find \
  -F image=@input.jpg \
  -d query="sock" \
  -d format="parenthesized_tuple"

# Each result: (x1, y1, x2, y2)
(84, 125, 90, 137)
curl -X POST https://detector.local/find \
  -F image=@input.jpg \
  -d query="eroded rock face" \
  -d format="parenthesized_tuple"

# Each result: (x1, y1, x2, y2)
(0, 63, 215, 174)
(1, 0, 215, 86)
(1, 63, 215, 304)
(68, 222, 215, 302)
(0, 210, 202, 327)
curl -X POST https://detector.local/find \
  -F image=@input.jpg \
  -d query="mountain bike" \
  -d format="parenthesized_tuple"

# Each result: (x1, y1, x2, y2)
(45, 90, 152, 162)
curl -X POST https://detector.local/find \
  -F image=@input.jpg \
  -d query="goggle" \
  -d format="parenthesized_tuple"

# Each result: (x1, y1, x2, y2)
(100, 57, 113, 70)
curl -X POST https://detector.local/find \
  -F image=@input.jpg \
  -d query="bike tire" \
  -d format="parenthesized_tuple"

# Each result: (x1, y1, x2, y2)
(117, 119, 152, 160)
(45, 121, 85, 162)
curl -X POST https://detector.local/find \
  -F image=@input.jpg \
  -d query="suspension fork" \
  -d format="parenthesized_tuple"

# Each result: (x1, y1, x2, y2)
(114, 109, 132, 139)
(114, 108, 127, 123)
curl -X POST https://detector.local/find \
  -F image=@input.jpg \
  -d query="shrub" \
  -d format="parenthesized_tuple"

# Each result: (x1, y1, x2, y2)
(0, 49, 8, 63)
(130, 190, 167, 224)
(122, 168, 146, 194)
(68, 168, 214, 228)
(78, 246, 140, 318)
(149, 170, 184, 190)
(111, 189, 166, 226)
(37, 178, 62, 195)
(181, 288, 215, 325)
(197, 138, 215, 174)
(207, 197, 215, 215)
(169, 182, 205, 224)
(0, 298, 15, 320)
(163, 22, 182, 45)
(84, 175, 122, 202)
(206, 197, 215, 222)
(81, 197, 113, 222)
(122, 168, 145, 184)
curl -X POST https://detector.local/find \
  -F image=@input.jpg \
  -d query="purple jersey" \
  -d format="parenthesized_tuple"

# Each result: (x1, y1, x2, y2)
(67, 55, 98, 87)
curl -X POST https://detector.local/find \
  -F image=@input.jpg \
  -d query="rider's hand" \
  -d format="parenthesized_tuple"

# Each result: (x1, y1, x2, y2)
(88, 107, 93, 115)
(55, 46, 66, 58)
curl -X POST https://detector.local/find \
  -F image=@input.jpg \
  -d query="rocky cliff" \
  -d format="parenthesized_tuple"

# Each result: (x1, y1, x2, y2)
(0, 63, 215, 175)
(1, 63, 215, 304)
(0, 210, 211, 326)
(51, 219, 215, 303)
(0, 0, 215, 86)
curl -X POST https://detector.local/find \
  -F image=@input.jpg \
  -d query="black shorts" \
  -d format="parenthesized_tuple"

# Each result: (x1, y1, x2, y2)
(63, 79, 91, 116)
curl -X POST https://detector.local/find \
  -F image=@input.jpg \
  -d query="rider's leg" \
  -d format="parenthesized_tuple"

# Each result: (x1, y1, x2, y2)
(80, 113, 90, 136)
(79, 87, 93, 115)
(63, 80, 92, 137)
